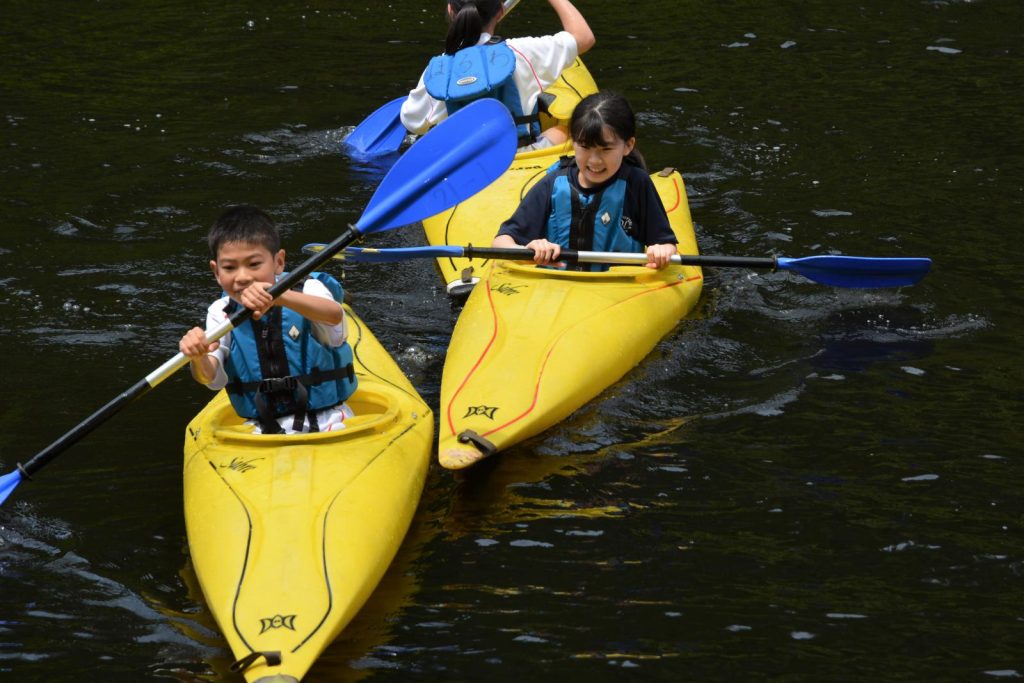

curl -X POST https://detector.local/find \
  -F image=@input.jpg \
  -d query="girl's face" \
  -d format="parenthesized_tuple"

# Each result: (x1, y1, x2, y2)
(573, 124, 635, 188)
(210, 240, 285, 301)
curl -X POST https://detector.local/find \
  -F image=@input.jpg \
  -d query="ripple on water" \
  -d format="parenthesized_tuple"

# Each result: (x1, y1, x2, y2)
(0, 511, 215, 671)
(239, 125, 358, 165)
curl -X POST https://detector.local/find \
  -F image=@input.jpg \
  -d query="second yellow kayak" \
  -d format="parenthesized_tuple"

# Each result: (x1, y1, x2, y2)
(437, 170, 703, 469)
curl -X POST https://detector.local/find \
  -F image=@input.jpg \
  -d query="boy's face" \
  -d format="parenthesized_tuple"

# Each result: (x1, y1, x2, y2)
(209, 241, 285, 301)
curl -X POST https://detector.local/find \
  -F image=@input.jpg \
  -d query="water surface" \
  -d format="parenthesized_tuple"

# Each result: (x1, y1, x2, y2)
(1, 1, 1021, 680)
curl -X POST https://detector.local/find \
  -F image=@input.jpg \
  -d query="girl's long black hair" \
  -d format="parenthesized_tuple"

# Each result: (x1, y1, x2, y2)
(569, 91, 648, 170)
(445, 0, 502, 55)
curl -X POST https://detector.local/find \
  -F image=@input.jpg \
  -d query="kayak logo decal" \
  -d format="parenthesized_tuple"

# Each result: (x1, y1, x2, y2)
(492, 282, 526, 296)
(221, 456, 263, 474)
(464, 405, 498, 420)
(259, 614, 296, 633)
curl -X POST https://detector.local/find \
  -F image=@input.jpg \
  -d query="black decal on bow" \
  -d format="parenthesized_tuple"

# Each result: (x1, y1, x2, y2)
(464, 405, 499, 420)
(259, 614, 297, 634)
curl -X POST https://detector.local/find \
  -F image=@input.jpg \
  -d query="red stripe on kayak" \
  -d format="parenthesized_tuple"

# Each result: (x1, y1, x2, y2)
(663, 176, 682, 213)
(445, 277, 501, 437)
(447, 272, 702, 442)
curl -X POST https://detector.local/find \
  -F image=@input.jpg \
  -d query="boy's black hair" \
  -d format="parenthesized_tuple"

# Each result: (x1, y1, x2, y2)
(207, 205, 280, 259)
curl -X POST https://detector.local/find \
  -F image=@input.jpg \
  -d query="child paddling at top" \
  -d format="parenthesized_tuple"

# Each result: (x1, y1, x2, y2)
(178, 205, 357, 434)
(400, 0, 595, 151)
(493, 90, 679, 269)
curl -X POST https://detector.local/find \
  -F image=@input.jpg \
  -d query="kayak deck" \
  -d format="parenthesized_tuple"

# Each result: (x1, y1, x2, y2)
(183, 306, 432, 682)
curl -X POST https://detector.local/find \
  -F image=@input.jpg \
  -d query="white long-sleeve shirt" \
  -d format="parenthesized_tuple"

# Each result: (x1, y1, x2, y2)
(400, 31, 578, 134)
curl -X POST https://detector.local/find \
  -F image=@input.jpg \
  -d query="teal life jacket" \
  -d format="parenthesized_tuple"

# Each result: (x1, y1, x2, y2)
(222, 272, 356, 433)
(424, 39, 541, 144)
(546, 158, 646, 272)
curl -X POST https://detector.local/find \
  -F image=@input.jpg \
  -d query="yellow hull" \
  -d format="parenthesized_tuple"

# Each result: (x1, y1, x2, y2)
(421, 58, 599, 294)
(183, 305, 432, 682)
(438, 171, 703, 468)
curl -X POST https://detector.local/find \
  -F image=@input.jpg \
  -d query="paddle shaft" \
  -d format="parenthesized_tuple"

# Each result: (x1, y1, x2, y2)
(460, 246, 777, 270)
(17, 225, 362, 479)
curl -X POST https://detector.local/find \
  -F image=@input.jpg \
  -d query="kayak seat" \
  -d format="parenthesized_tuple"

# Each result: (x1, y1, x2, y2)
(206, 386, 402, 442)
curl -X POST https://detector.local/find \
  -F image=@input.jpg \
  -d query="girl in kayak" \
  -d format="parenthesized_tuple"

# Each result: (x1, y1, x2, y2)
(178, 205, 357, 434)
(492, 91, 679, 269)
(400, 0, 595, 151)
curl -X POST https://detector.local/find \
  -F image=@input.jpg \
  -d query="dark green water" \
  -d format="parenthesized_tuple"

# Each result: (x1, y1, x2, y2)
(1, 1, 1021, 680)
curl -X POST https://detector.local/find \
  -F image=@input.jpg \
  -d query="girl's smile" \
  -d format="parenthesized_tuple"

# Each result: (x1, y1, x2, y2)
(573, 124, 636, 188)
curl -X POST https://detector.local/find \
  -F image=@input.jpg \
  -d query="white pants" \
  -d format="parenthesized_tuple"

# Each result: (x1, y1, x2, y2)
(517, 136, 557, 153)
(248, 402, 355, 435)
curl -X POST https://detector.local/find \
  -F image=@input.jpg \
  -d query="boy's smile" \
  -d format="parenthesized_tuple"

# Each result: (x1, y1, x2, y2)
(210, 241, 285, 301)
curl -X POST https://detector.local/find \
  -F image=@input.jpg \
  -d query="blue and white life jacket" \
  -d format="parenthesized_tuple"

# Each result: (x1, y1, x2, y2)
(222, 272, 356, 433)
(546, 158, 645, 272)
(424, 38, 541, 144)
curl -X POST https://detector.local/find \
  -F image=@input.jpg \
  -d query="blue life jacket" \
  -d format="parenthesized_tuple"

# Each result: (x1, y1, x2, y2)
(424, 39, 541, 144)
(545, 158, 646, 272)
(222, 272, 356, 433)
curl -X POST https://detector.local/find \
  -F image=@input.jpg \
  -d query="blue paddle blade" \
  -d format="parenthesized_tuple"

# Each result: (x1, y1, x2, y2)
(0, 469, 22, 505)
(355, 99, 517, 235)
(778, 255, 932, 288)
(343, 98, 407, 157)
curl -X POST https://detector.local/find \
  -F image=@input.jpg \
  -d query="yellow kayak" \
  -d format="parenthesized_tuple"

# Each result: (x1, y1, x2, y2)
(421, 58, 599, 294)
(182, 304, 432, 682)
(438, 169, 703, 469)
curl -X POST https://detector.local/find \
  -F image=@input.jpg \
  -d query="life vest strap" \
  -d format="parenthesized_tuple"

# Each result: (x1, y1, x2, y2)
(568, 186, 605, 271)
(224, 364, 355, 396)
(512, 112, 542, 145)
(226, 364, 354, 433)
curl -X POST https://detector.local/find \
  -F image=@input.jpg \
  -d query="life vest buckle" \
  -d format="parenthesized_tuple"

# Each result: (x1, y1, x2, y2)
(257, 376, 298, 394)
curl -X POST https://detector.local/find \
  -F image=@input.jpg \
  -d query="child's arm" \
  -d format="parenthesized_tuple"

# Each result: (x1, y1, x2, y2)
(274, 288, 344, 326)
(179, 327, 222, 385)
(491, 233, 519, 249)
(493, 175, 561, 263)
(492, 233, 563, 265)
(645, 243, 678, 270)
(236, 282, 343, 326)
(548, 0, 595, 55)
(635, 171, 678, 269)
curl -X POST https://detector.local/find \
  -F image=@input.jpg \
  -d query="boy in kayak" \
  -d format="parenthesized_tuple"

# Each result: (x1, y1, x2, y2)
(401, 0, 595, 151)
(178, 205, 357, 434)
(492, 91, 678, 269)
